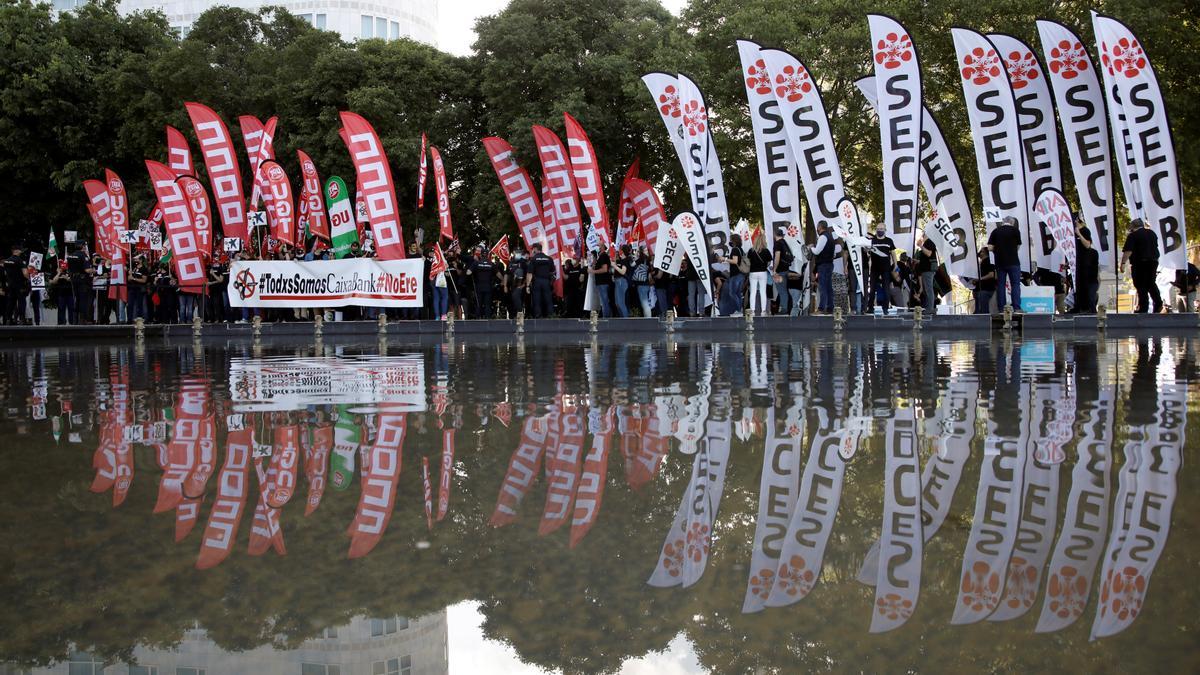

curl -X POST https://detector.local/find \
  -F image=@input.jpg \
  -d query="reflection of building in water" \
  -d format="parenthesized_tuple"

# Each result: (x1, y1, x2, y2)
(20, 611, 448, 675)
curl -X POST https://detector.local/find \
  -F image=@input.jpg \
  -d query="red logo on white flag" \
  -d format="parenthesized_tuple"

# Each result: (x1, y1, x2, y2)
(1102, 38, 1147, 79)
(874, 32, 913, 70)
(745, 59, 771, 94)
(774, 64, 812, 102)
(1048, 40, 1089, 79)
(961, 47, 1001, 85)
(1004, 50, 1041, 90)
(658, 85, 681, 118)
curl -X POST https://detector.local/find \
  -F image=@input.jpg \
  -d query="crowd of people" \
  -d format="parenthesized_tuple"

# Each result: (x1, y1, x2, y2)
(2, 217, 1196, 326)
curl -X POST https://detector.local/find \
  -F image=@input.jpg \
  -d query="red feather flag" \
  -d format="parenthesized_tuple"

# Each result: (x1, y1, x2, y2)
(340, 112, 406, 259)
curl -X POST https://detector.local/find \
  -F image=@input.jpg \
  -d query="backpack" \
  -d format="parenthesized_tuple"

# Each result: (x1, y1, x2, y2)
(778, 245, 795, 270)
(632, 262, 650, 283)
(512, 263, 526, 281)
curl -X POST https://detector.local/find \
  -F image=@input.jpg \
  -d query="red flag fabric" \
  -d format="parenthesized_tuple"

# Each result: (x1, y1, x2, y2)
(417, 132, 428, 209)
(83, 179, 115, 259)
(297, 149, 329, 241)
(625, 178, 666, 254)
(146, 160, 206, 293)
(258, 160, 296, 247)
(615, 159, 641, 247)
(165, 125, 195, 177)
(430, 241, 448, 280)
(490, 235, 511, 266)
(422, 456, 433, 530)
(237, 115, 265, 175)
(265, 425, 300, 509)
(430, 145, 453, 240)
(563, 113, 610, 240)
(532, 125, 583, 256)
(248, 116, 278, 209)
(185, 102, 248, 244)
(340, 111, 406, 259)
(176, 176, 213, 260)
(348, 414, 406, 559)
(481, 137, 547, 252)
(104, 169, 129, 302)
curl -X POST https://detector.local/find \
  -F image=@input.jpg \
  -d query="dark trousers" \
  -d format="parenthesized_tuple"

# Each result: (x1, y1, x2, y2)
(1074, 281, 1098, 314)
(509, 287, 524, 317)
(531, 278, 553, 318)
(996, 266, 1022, 312)
(870, 265, 891, 311)
(475, 288, 493, 319)
(1131, 261, 1163, 313)
(816, 263, 834, 312)
(73, 282, 92, 323)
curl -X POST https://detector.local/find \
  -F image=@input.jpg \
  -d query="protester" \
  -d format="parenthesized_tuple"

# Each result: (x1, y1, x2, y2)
(527, 243, 555, 319)
(1073, 222, 1100, 314)
(868, 225, 896, 313)
(986, 216, 1023, 312)
(207, 257, 229, 323)
(430, 248, 449, 320)
(720, 233, 746, 316)
(630, 246, 653, 317)
(651, 264, 672, 317)
(504, 249, 527, 317)
(51, 260, 74, 325)
(1120, 218, 1163, 314)
(747, 232, 771, 316)
(66, 243, 94, 324)
(974, 248, 997, 314)
(127, 254, 150, 323)
(810, 222, 836, 314)
(831, 236, 850, 314)
(3, 245, 28, 325)
(773, 229, 793, 315)
(469, 245, 497, 319)
(91, 253, 110, 323)
(915, 238, 938, 313)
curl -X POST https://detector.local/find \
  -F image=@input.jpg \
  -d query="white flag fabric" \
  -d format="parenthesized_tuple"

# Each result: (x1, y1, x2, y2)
(1092, 13, 1187, 269)
(952, 28, 1033, 274)
(759, 47, 846, 235)
(737, 40, 803, 241)
(856, 77, 979, 279)
(1036, 20, 1119, 271)
(868, 14, 923, 250)
(1090, 14, 1146, 224)
(991, 33, 1065, 273)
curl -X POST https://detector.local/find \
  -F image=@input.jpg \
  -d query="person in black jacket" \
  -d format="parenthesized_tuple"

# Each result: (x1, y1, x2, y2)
(1073, 222, 1101, 314)
(469, 245, 497, 319)
(809, 222, 836, 314)
(527, 243, 555, 318)
(1119, 218, 1162, 314)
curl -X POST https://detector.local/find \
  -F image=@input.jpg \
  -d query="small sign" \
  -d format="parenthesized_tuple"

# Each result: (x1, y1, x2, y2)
(226, 413, 245, 430)
(64, 230, 78, 243)
(248, 211, 268, 228)
(30, 273, 45, 290)
(122, 425, 145, 443)
(224, 238, 243, 253)
(138, 219, 156, 233)
(118, 229, 140, 244)
(28, 252, 43, 270)
(149, 233, 164, 251)
(982, 206, 1002, 223)
(31, 404, 46, 421)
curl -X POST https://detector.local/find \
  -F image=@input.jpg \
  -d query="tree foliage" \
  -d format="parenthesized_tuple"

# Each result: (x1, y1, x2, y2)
(0, 0, 1195, 252)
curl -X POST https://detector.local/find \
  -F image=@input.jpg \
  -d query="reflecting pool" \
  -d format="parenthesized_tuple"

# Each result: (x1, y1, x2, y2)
(0, 335, 1196, 673)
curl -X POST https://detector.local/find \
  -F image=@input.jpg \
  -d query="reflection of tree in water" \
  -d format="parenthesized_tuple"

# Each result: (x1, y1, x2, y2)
(0, 338, 1196, 672)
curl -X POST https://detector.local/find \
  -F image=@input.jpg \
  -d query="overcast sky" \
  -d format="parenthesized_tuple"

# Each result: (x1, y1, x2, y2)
(437, 0, 688, 56)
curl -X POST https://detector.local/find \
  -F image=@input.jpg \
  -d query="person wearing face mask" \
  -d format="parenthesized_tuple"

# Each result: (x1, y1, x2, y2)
(868, 225, 896, 313)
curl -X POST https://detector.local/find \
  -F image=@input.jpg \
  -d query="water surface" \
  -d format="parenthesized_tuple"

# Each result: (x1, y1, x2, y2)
(0, 335, 1196, 673)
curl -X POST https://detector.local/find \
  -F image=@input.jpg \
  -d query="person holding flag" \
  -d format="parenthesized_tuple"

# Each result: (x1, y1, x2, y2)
(429, 242, 450, 320)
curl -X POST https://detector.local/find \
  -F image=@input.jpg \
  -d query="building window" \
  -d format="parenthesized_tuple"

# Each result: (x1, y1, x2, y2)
(315, 14, 327, 29)
(302, 665, 341, 675)
(370, 617, 410, 636)
(175, 668, 205, 675)
(389, 21, 399, 40)
(67, 652, 105, 675)
(371, 657, 410, 675)
(321, 626, 338, 639)
(361, 15, 373, 38)
(129, 667, 159, 675)
(375, 17, 387, 40)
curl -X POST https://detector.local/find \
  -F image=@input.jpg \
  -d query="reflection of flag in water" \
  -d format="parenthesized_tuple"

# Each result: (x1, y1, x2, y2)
(437, 429, 455, 522)
(622, 404, 669, 492)
(304, 424, 333, 517)
(570, 406, 614, 548)
(348, 414, 406, 559)
(422, 456, 433, 530)
(539, 409, 584, 536)
(763, 423, 847, 606)
(248, 456, 286, 557)
(196, 428, 254, 569)
(742, 408, 802, 614)
(265, 425, 300, 509)
(490, 415, 548, 527)
(330, 406, 359, 491)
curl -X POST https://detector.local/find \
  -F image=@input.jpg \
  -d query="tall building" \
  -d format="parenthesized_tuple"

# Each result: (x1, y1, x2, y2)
(51, 0, 439, 46)
(14, 611, 450, 675)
